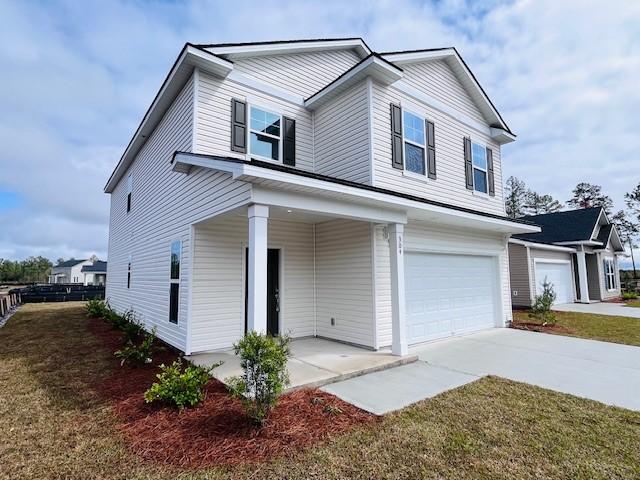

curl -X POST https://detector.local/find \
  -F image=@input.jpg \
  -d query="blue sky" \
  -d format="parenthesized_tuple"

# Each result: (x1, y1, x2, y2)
(0, 0, 639, 264)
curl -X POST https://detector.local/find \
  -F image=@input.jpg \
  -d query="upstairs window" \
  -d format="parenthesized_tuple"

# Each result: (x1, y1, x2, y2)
(471, 142, 488, 194)
(169, 241, 181, 324)
(126, 174, 133, 213)
(402, 110, 426, 175)
(604, 258, 616, 291)
(249, 106, 281, 161)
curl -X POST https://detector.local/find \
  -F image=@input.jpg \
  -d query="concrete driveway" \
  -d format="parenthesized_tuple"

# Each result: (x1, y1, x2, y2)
(553, 302, 640, 318)
(323, 328, 640, 414)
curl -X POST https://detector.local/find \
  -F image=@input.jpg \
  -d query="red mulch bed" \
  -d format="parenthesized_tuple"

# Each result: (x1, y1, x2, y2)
(87, 318, 376, 468)
(510, 321, 574, 335)
(602, 297, 625, 303)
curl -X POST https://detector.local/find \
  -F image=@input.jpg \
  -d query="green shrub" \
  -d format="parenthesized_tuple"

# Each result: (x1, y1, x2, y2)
(622, 290, 638, 300)
(120, 317, 146, 343)
(104, 308, 128, 330)
(531, 278, 557, 326)
(85, 299, 108, 318)
(227, 331, 291, 426)
(115, 328, 156, 366)
(144, 359, 221, 409)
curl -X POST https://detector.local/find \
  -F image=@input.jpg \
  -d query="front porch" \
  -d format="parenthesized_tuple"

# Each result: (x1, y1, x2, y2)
(188, 337, 417, 390)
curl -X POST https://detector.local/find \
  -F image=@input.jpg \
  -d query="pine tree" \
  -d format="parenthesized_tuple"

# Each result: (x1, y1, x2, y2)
(504, 176, 528, 218)
(524, 191, 564, 215)
(567, 182, 613, 215)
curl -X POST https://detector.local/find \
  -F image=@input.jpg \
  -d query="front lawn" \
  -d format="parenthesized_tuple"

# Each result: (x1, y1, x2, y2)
(626, 299, 640, 308)
(512, 309, 640, 347)
(1, 303, 639, 479)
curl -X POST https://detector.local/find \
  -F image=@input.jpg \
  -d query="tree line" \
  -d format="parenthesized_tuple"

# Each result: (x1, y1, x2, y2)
(0, 257, 53, 283)
(505, 178, 640, 276)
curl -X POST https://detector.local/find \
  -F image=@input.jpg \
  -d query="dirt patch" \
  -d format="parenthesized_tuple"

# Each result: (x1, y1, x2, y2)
(87, 317, 376, 468)
(511, 321, 574, 335)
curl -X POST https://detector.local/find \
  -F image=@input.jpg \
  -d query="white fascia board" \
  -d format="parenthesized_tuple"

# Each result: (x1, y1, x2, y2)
(251, 186, 407, 224)
(104, 45, 233, 193)
(509, 238, 576, 253)
(555, 240, 604, 246)
(305, 56, 403, 110)
(172, 152, 539, 234)
(207, 39, 371, 59)
(381, 49, 512, 136)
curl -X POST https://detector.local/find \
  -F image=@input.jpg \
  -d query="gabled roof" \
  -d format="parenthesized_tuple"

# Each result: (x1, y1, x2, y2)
(379, 47, 513, 136)
(55, 259, 87, 268)
(513, 207, 624, 252)
(81, 261, 107, 273)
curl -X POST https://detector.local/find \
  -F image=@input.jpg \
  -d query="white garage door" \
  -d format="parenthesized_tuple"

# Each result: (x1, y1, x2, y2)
(534, 261, 573, 305)
(405, 252, 498, 345)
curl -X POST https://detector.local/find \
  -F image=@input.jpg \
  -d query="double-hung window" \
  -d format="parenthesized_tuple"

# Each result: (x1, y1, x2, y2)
(169, 241, 181, 324)
(471, 142, 488, 194)
(402, 110, 426, 175)
(604, 258, 616, 291)
(249, 106, 281, 161)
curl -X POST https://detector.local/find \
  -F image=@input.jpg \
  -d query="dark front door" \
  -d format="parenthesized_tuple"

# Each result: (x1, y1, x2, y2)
(245, 248, 280, 336)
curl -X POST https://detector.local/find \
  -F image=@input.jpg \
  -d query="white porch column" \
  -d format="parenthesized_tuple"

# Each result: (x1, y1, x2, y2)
(576, 247, 590, 303)
(247, 204, 269, 334)
(389, 223, 408, 356)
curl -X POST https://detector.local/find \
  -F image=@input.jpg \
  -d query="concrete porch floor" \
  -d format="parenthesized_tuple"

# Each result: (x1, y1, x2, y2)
(187, 337, 417, 390)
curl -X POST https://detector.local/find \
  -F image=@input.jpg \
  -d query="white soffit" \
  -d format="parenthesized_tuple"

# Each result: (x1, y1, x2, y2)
(104, 45, 233, 193)
(204, 38, 371, 59)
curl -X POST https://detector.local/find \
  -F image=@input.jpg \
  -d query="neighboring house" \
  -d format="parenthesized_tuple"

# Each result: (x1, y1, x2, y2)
(81, 261, 108, 286)
(104, 38, 539, 356)
(509, 207, 624, 306)
(49, 259, 93, 284)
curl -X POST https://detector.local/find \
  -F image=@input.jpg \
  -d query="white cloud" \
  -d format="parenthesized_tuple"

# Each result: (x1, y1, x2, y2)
(0, 0, 638, 262)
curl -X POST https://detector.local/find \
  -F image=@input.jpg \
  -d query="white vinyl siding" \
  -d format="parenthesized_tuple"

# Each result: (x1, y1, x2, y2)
(314, 81, 371, 184)
(106, 74, 252, 352)
(315, 219, 375, 348)
(375, 221, 511, 347)
(196, 71, 314, 172)
(371, 81, 506, 216)
(400, 60, 487, 124)
(190, 216, 315, 352)
(230, 49, 362, 98)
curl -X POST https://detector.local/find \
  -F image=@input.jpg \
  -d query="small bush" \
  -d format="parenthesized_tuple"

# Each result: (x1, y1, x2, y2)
(531, 278, 557, 326)
(115, 328, 156, 366)
(622, 290, 638, 300)
(104, 308, 128, 330)
(85, 299, 108, 318)
(120, 317, 146, 343)
(227, 331, 291, 426)
(144, 359, 221, 409)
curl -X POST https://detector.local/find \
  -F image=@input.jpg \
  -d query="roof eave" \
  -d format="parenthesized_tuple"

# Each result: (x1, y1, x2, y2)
(304, 55, 403, 110)
(203, 38, 372, 60)
(104, 44, 234, 194)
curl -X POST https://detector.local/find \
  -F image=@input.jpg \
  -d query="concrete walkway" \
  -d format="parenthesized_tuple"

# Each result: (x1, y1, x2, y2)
(553, 302, 640, 318)
(324, 328, 640, 414)
(188, 338, 416, 390)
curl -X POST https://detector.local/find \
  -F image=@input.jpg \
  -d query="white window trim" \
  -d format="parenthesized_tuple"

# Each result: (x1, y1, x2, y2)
(401, 108, 427, 177)
(471, 140, 489, 195)
(169, 240, 182, 324)
(604, 257, 616, 291)
(248, 103, 283, 164)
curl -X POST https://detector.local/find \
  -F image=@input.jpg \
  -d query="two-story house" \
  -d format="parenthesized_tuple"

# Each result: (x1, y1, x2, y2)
(104, 38, 538, 357)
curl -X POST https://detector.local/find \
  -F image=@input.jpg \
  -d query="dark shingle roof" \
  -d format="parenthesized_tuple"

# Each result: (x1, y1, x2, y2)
(81, 261, 107, 273)
(55, 259, 87, 268)
(512, 207, 602, 244)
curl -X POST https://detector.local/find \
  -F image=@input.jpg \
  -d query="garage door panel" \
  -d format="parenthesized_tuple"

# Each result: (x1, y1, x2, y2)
(534, 261, 573, 305)
(405, 252, 497, 345)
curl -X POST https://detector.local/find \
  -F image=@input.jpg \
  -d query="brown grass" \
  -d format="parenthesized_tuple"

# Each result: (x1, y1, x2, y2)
(512, 309, 640, 346)
(1, 303, 639, 479)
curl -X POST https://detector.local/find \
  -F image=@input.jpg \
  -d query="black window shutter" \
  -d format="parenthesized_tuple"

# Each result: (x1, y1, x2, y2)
(486, 147, 495, 196)
(283, 116, 296, 166)
(390, 103, 403, 170)
(464, 137, 474, 190)
(426, 120, 436, 179)
(231, 99, 247, 153)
